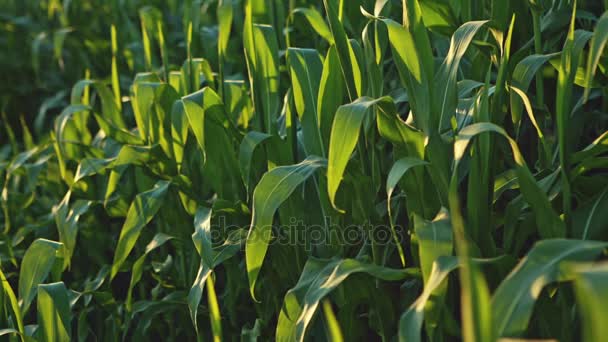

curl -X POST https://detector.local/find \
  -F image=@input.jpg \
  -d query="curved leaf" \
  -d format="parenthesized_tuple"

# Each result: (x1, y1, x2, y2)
(510, 52, 560, 129)
(327, 97, 382, 210)
(246, 156, 326, 300)
(126, 233, 173, 310)
(400, 256, 458, 342)
(435, 20, 488, 130)
(371, 0, 434, 133)
(111, 180, 170, 279)
(277, 257, 417, 342)
(192, 207, 213, 268)
(386, 157, 428, 265)
(239, 131, 273, 192)
(455, 123, 565, 238)
(492, 239, 607, 337)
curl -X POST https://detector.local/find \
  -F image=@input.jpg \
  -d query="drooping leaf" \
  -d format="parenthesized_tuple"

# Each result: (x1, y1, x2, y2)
(454, 123, 565, 238)
(492, 239, 608, 337)
(277, 257, 417, 342)
(239, 131, 273, 193)
(510, 52, 560, 129)
(246, 156, 326, 300)
(385, 157, 428, 265)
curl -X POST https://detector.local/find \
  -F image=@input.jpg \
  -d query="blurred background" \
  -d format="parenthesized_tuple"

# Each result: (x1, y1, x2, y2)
(0, 0, 242, 144)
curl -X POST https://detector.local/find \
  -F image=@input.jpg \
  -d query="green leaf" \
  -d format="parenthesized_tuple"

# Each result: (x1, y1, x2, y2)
(435, 20, 488, 130)
(0, 268, 24, 337)
(182, 87, 243, 199)
(276, 257, 416, 342)
(103, 144, 161, 206)
(287, 48, 326, 157)
(327, 97, 375, 210)
(217, 0, 233, 100)
(239, 131, 273, 193)
(414, 209, 453, 284)
(400, 255, 503, 342)
(321, 300, 344, 342)
(492, 239, 608, 337)
(189, 229, 244, 334)
(206, 275, 222, 342)
(509, 86, 551, 166)
(244, 22, 281, 134)
(110, 24, 121, 111)
(54, 192, 92, 268)
(385, 157, 428, 265)
(572, 185, 608, 240)
(556, 6, 593, 225)
(510, 53, 560, 130)
(111, 180, 170, 279)
(327, 96, 396, 210)
(170, 101, 189, 171)
(37, 282, 71, 342)
(126, 233, 173, 310)
(323, 0, 362, 100)
(317, 46, 345, 149)
(131, 81, 161, 143)
(584, 12, 608, 102)
(399, 256, 458, 342)
(572, 130, 608, 163)
(412, 209, 453, 340)
(192, 207, 214, 268)
(18, 239, 63, 315)
(372, 0, 434, 133)
(73, 158, 114, 184)
(418, 0, 458, 35)
(71, 80, 126, 129)
(292, 7, 334, 43)
(188, 263, 211, 334)
(246, 156, 326, 300)
(455, 123, 565, 238)
(573, 263, 608, 342)
(182, 89, 208, 162)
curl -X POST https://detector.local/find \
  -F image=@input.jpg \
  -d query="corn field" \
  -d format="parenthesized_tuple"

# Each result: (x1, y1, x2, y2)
(1, 0, 608, 341)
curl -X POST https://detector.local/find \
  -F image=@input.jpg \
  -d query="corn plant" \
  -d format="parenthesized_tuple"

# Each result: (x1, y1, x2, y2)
(1, 0, 608, 341)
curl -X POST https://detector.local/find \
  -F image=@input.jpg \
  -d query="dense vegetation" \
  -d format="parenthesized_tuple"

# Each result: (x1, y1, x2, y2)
(2, 0, 608, 341)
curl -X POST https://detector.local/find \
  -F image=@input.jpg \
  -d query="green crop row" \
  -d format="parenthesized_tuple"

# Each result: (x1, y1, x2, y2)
(1, 0, 608, 341)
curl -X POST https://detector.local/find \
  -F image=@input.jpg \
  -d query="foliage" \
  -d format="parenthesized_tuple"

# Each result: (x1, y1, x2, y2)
(1, 0, 608, 340)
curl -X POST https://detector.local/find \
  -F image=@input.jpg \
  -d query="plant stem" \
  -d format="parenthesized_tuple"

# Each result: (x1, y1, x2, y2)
(532, 10, 545, 109)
